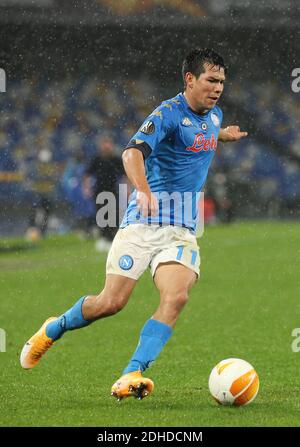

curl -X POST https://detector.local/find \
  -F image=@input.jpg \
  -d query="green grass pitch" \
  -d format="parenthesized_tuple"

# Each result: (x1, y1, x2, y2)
(0, 221, 299, 427)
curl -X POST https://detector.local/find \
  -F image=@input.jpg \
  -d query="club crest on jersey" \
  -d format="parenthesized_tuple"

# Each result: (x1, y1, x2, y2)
(186, 133, 217, 153)
(211, 113, 220, 127)
(182, 117, 192, 126)
(119, 255, 134, 270)
(201, 123, 207, 130)
(140, 121, 155, 135)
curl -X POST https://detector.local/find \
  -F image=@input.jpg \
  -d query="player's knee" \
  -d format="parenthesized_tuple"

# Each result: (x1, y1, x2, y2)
(163, 290, 189, 311)
(174, 291, 189, 310)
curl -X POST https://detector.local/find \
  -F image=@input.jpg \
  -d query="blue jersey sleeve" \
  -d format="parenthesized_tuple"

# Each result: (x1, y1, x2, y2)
(126, 102, 177, 153)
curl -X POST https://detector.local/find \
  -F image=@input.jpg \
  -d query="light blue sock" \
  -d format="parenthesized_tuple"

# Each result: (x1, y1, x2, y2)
(46, 296, 91, 341)
(123, 319, 173, 374)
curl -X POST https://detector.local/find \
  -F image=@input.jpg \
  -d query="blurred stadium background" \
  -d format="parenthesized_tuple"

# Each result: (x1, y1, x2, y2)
(0, 0, 299, 238)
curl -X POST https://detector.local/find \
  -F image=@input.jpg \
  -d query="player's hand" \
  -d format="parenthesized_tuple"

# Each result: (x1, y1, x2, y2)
(221, 126, 248, 142)
(136, 190, 158, 217)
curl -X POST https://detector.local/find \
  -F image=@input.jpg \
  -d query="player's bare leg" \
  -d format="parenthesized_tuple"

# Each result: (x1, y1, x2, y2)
(20, 274, 136, 369)
(82, 274, 136, 320)
(153, 262, 197, 327)
(112, 262, 197, 401)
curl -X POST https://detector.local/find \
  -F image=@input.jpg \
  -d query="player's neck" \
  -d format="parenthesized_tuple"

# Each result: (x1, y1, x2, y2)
(183, 91, 208, 115)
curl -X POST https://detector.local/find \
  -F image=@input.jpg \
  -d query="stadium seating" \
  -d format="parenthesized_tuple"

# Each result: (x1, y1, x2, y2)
(0, 77, 299, 216)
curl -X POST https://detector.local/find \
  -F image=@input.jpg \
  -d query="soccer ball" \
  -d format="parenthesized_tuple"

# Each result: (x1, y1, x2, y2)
(208, 358, 259, 406)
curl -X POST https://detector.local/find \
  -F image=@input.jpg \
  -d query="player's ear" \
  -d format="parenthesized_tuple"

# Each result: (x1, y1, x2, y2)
(185, 72, 194, 89)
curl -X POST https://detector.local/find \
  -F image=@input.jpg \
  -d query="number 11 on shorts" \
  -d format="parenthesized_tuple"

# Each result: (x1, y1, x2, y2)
(176, 245, 197, 266)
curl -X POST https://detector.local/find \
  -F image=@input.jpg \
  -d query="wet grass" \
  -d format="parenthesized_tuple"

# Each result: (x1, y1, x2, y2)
(1, 222, 300, 426)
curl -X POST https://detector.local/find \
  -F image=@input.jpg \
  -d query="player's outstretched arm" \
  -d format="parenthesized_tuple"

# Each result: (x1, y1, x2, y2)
(218, 126, 248, 142)
(122, 148, 158, 217)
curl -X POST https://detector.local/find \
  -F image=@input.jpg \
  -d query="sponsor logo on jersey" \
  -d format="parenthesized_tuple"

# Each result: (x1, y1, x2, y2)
(119, 255, 134, 270)
(186, 133, 217, 153)
(211, 113, 220, 127)
(140, 121, 155, 135)
(182, 117, 193, 126)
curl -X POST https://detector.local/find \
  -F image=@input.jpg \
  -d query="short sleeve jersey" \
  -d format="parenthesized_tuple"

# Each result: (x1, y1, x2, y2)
(121, 92, 223, 233)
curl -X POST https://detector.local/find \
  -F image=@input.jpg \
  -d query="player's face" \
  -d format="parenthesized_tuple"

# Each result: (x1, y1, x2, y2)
(187, 63, 225, 111)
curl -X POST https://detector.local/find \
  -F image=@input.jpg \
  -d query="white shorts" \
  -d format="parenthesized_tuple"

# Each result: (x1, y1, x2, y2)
(106, 224, 200, 280)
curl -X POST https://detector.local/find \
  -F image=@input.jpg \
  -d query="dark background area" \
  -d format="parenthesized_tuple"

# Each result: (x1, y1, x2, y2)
(0, 0, 299, 236)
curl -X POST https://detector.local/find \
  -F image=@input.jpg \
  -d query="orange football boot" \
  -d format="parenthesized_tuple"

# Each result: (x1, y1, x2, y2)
(20, 317, 57, 369)
(111, 371, 154, 401)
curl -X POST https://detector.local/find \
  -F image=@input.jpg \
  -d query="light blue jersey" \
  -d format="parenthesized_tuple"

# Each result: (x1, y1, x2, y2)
(121, 92, 223, 233)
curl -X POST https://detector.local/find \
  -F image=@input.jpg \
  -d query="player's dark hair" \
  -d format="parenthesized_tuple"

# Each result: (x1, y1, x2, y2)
(182, 48, 227, 89)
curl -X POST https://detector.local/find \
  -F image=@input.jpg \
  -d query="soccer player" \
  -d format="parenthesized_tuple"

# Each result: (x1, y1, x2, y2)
(84, 135, 125, 248)
(20, 48, 247, 400)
